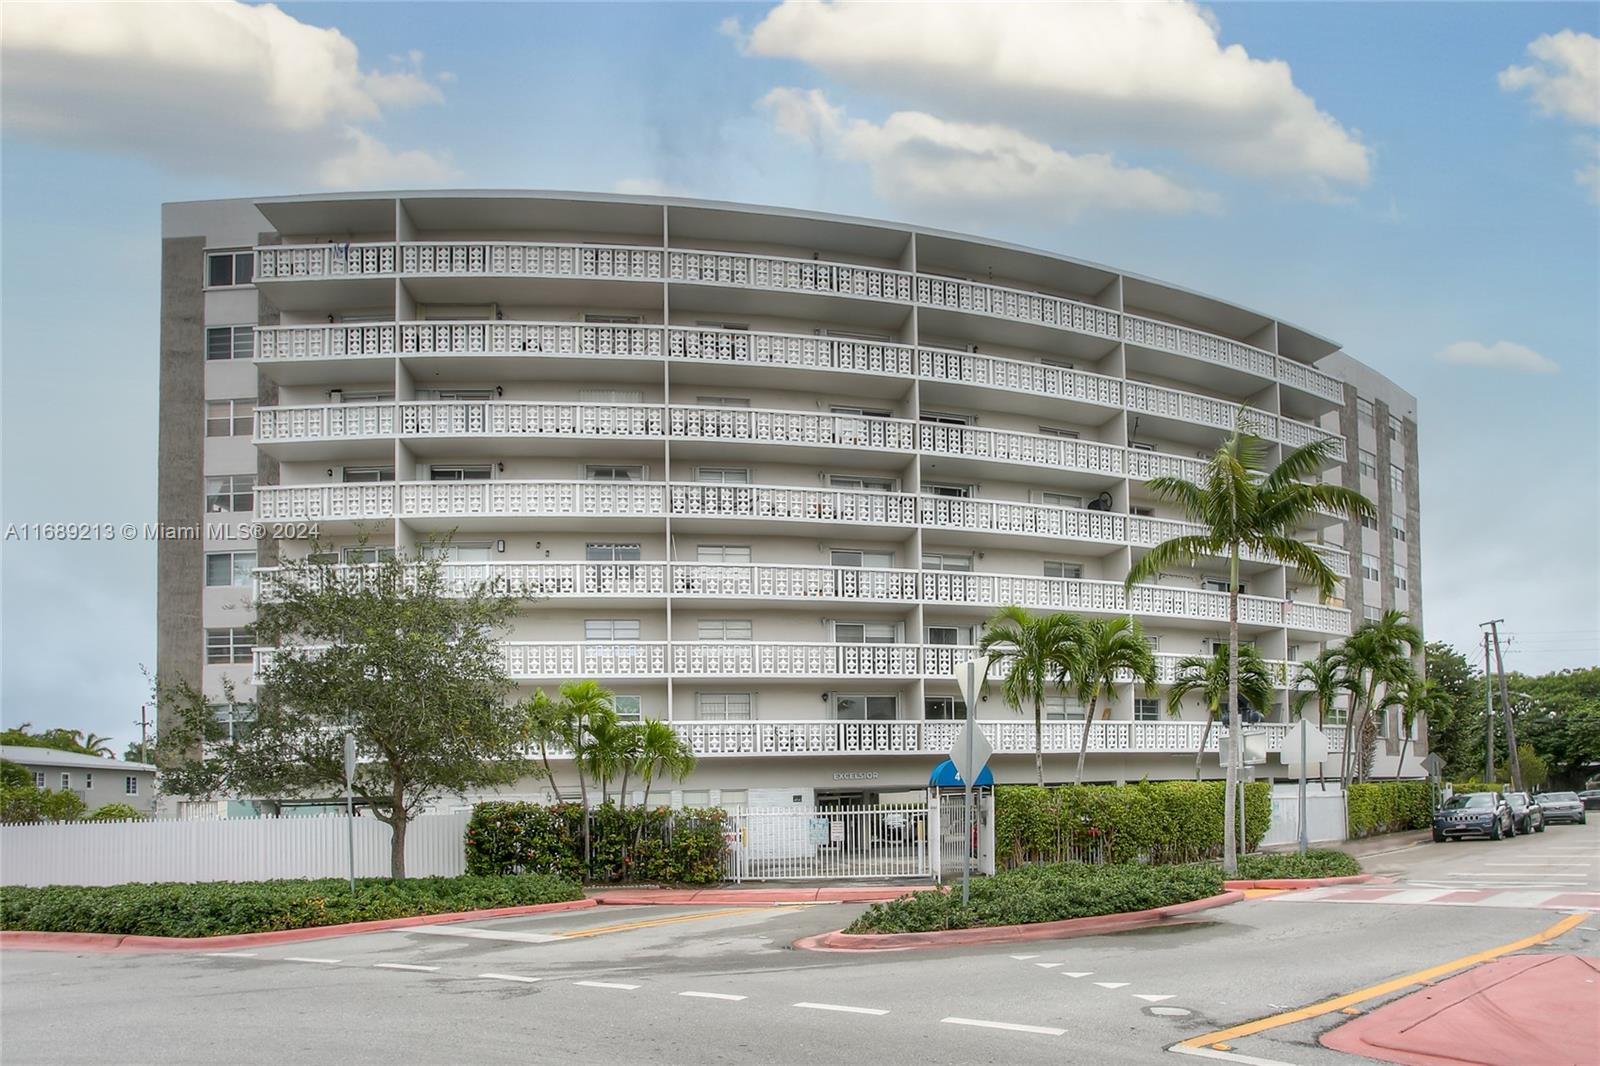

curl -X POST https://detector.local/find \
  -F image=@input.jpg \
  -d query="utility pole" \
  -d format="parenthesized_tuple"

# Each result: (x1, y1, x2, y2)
(1482, 634, 1495, 782)
(1482, 620, 1523, 791)
(133, 703, 152, 764)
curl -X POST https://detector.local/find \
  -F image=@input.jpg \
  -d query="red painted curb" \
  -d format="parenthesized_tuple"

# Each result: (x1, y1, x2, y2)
(0, 898, 596, 954)
(792, 890, 1245, 951)
(1224, 874, 1372, 890)
(588, 886, 937, 906)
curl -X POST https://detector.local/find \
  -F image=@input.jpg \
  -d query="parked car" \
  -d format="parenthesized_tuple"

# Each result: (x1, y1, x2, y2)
(1433, 792, 1515, 841)
(1505, 791, 1545, 834)
(1534, 791, 1588, 825)
(1580, 790, 1600, 811)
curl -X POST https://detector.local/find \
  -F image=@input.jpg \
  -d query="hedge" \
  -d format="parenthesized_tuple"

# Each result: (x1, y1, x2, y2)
(994, 781, 1272, 867)
(844, 862, 1225, 934)
(0, 874, 582, 938)
(465, 802, 728, 884)
(1346, 781, 1433, 837)
(1232, 850, 1361, 880)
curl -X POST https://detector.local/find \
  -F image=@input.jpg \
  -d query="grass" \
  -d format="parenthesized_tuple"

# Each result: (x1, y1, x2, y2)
(1231, 850, 1362, 880)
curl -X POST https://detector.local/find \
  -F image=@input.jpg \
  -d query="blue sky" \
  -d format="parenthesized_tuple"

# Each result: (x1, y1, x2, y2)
(2, 2, 1596, 751)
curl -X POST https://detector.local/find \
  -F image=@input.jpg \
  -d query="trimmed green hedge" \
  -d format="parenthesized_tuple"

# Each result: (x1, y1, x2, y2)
(994, 781, 1271, 866)
(1232, 850, 1361, 880)
(844, 862, 1225, 934)
(1346, 781, 1433, 837)
(1445, 781, 1504, 795)
(0, 874, 582, 938)
(465, 802, 728, 884)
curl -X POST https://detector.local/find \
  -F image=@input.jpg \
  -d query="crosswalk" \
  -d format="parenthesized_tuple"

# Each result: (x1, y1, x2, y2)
(1267, 884, 1600, 911)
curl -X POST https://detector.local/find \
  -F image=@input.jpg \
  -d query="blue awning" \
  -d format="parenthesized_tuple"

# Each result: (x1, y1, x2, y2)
(929, 758, 993, 788)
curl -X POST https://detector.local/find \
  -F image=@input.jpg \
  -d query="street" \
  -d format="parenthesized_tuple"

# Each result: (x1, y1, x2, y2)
(3, 823, 1596, 1066)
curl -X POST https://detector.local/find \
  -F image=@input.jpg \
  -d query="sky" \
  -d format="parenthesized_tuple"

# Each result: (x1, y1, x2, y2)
(1, 2, 1597, 753)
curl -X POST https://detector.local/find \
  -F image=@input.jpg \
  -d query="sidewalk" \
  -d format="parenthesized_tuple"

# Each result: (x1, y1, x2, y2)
(588, 883, 934, 906)
(1326, 829, 1432, 861)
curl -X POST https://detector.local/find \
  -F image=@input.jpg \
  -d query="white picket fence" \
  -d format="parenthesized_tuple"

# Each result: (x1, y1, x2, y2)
(0, 812, 470, 887)
(1260, 784, 1348, 848)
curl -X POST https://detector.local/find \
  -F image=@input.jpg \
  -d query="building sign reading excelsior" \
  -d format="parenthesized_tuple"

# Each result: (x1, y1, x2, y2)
(831, 771, 879, 781)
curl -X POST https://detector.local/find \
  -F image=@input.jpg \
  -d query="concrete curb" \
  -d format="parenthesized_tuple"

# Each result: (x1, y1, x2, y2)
(1223, 874, 1372, 890)
(0, 898, 597, 954)
(590, 886, 936, 906)
(791, 890, 1245, 951)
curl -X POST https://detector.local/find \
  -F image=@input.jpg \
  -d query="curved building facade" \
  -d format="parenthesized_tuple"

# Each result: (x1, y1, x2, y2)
(158, 192, 1424, 807)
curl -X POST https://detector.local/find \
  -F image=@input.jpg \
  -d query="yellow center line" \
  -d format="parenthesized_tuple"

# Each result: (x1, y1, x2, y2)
(1177, 911, 1588, 1050)
(555, 908, 769, 940)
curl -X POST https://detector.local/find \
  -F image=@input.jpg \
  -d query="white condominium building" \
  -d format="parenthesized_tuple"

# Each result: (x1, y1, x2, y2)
(158, 192, 1424, 808)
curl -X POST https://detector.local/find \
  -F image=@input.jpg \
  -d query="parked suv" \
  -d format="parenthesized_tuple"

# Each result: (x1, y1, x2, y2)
(1534, 791, 1587, 825)
(1580, 790, 1600, 811)
(1505, 791, 1545, 834)
(1433, 792, 1514, 841)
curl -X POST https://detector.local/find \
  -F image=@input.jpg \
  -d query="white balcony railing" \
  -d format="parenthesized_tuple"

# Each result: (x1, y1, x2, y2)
(668, 249, 915, 302)
(404, 242, 663, 280)
(255, 243, 395, 279)
(668, 325, 915, 376)
(916, 274, 1121, 338)
(1124, 380, 1344, 460)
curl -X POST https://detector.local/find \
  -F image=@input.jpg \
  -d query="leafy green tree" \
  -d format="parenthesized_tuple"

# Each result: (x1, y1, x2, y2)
(156, 547, 527, 878)
(1066, 617, 1157, 784)
(1392, 673, 1447, 781)
(1513, 743, 1550, 792)
(1334, 611, 1421, 785)
(0, 759, 32, 789)
(79, 733, 115, 757)
(1, 785, 85, 822)
(518, 689, 570, 801)
(0, 723, 98, 756)
(633, 719, 697, 811)
(1167, 644, 1277, 780)
(86, 802, 147, 822)
(1503, 667, 1600, 788)
(978, 606, 1086, 786)
(1125, 426, 1372, 874)
(1420, 642, 1487, 779)
(1292, 650, 1346, 787)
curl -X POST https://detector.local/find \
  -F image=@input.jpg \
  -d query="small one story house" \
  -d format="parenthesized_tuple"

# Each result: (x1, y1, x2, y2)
(0, 746, 159, 815)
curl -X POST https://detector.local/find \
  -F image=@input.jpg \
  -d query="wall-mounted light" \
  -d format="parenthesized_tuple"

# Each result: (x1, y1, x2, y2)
(535, 541, 542, 550)
(820, 692, 830, 702)
(495, 540, 506, 553)
(495, 385, 503, 397)
(497, 462, 505, 472)
(325, 468, 334, 478)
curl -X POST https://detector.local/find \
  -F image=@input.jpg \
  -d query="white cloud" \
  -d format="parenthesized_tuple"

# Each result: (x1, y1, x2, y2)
(1499, 30, 1600, 125)
(762, 89, 1214, 221)
(612, 177, 681, 196)
(740, 2, 1371, 191)
(1, 1, 456, 187)
(1435, 341, 1560, 375)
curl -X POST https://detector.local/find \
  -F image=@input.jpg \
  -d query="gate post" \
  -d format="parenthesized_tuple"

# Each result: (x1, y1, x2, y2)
(979, 791, 996, 875)
(926, 793, 942, 883)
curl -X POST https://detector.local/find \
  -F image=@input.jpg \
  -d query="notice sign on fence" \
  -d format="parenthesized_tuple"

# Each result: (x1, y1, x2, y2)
(829, 820, 846, 844)
(809, 817, 830, 847)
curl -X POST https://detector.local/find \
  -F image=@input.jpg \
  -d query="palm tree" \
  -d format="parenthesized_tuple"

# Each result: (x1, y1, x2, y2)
(79, 733, 114, 757)
(978, 606, 1086, 786)
(1125, 425, 1373, 873)
(1292, 650, 1345, 789)
(518, 689, 568, 802)
(553, 679, 619, 865)
(1167, 644, 1277, 780)
(634, 719, 697, 810)
(580, 709, 636, 805)
(1334, 610, 1422, 786)
(1066, 616, 1158, 784)
(1391, 671, 1440, 781)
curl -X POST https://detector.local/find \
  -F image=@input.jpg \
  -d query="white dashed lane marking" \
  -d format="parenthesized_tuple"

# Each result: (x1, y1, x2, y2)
(575, 980, 640, 990)
(941, 1017, 1065, 1036)
(1132, 994, 1175, 1003)
(794, 1002, 889, 1016)
(679, 991, 746, 1001)
(373, 963, 439, 973)
(477, 973, 541, 984)
(1093, 982, 1130, 989)
(1061, 972, 1093, 978)
(201, 952, 258, 958)
(1035, 962, 1063, 969)
(283, 957, 341, 965)
(1008, 954, 1039, 960)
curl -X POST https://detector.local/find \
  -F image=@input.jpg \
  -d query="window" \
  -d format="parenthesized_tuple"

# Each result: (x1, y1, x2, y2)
(210, 702, 256, 743)
(205, 399, 254, 437)
(61, 773, 71, 791)
(1358, 450, 1377, 479)
(1357, 397, 1375, 427)
(1044, 561, 1083, 580)
(343, 466, 395, 483)
(205, 474, 255, 513)
(1044, 695, 1084, 721)
(832, 549, 894, 568)
(124, 776, 140, 796)
(578, 388, 644, 403)
(925, 696, 967, 720)
(822, 328, 891, 342)
(919, 412, 972, 426)
(1390, 464, 1405, 495)
(924, 483, 973, 498)
(1288, 644, 1302, 661)
(718, 788, 749, 809)
(1203, 578, 1244, 593)
(1041, 356, 1075, 371)
(206, 325, 254, 362)
(1129, 441, 1156, 452)
(1360, 512, 1378, 531)
(583, 313, 643, 325)
(925, 625, 972, 645)
(831, 405, 892, 418)
(1361, 553, 1380, 582)
(1142, 635, 1162, 652)
(341, 546, 394, 565)
(698, 692, 753, 721)
(834, 694, 897, 720)
(415, 388, 494, 402)
(1392, 513, 1407, 542)
(697, 468, 751, 484)
(921, 553, 973, 572)
(585, 619, 640, 641)
(206, 250, 254, 288)
(695, 395, 750, 407)
(833, 622, 898, 644)
(612, 695, 642, 722)
(84, 773, 93, 790)
(586, 465, 646, 481)
(1393, 562, 1409, 592)
(423, 543, 488, 563)
(32, 771, 45, 789)
(205, 551, 256, 588)
(828, 474, 897, 492)
(1364, 605, 1382, 622)
(587, 542, 642, 561)
(697, 619, 753, 641)
(1131, 506, 1156, 517)
(205, 627, 254, 665)
(1134, 698, 1161, 722)
(1388, 416, 1402, 441)
(429, 465, 492, 481)
(695, 320, 750, 331)
(1040, 491, 1084, 509)
(698, 544, 752, 564)
(333, 390, 393, 404)
(1038, 425, 1080, 439)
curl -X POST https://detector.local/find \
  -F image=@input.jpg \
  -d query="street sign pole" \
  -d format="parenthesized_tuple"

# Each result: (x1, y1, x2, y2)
(1297, 718, 1309, 855)
(343, 732, 357, 892)
(953, 658, 989, 907)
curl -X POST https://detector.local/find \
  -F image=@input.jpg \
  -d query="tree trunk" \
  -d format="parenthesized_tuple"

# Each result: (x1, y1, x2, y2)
(388, 781, 407, 880)
(1394, 733, 1411, 781)
(1074, 692, 1099, 784)
(573, 764, 591, 870)
(1195, 715, 1214, 780)
(1223, 546, 1240, 876)
(617, 767, 632, 810)
(538, 740, 562, 804)
(1034, 697, 1044, 787)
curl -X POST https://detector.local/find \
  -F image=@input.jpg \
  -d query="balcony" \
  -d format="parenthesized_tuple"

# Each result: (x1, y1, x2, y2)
(667, 248, 915, 303)
(1123, 380, 1344, 460)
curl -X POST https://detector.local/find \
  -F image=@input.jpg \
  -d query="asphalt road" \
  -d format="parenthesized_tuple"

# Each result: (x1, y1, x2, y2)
(4, 823, 1596, 1066)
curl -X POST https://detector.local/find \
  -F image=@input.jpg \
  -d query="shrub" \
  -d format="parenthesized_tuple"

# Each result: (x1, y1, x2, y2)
(1346, 781, 1432, 837)
(465, 802, 728, 884)
(844, 862, 1225, 934)
(85, 803, 146, 822)
(993, 781, 1271, 866)
(0, 874, 582, 938)
(1232, 850, 1361, 880)
(0, 785, 85, 824)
